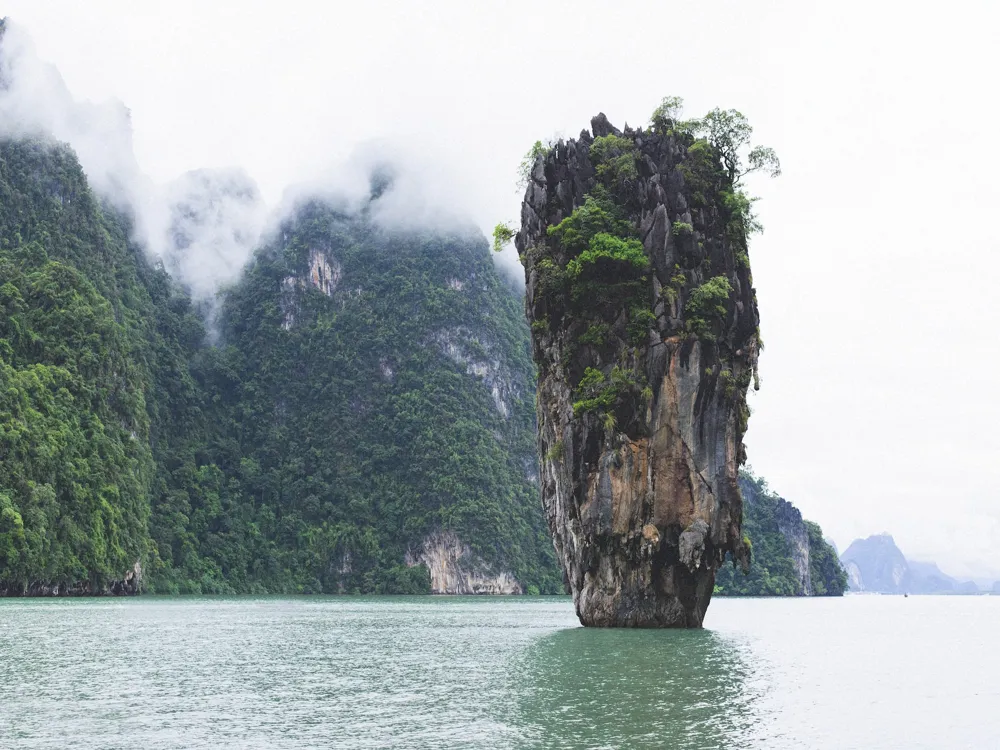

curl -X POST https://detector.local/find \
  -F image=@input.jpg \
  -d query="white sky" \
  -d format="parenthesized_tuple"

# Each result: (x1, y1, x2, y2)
(3, 0, 998, 580)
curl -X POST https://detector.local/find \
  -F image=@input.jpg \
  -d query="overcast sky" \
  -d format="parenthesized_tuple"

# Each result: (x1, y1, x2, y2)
(4, 0, 998, 580)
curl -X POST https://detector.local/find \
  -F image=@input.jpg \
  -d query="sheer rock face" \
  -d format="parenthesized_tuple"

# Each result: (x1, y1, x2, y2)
(516, 114, 759, 627)
(405, 532, 522, 594)
(739, 475, 812, 594)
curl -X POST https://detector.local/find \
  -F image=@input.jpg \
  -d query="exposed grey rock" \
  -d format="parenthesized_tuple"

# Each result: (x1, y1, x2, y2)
(841, 534, 909, 593)
(679, 520, 710, 573)
(0, 560, 142, 597)
(405, 531, 522, 595)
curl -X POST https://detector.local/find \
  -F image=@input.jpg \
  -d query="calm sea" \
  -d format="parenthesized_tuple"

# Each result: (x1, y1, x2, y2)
(0, 595, 996, 749)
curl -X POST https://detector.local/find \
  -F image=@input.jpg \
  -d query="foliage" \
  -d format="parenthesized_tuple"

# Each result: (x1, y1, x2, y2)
(517, 140, 551, 189)
(544, 440, 564, 462)
(686, 108, 781, 184)
(649, 97, 778, 236)
(589, 134, 638, 189)
(626, 307, 656, 346)
(0, 136, 564, 595)
(572, 365, 643, 419)
(566, 233, 648, 280)
(0, 139, 156, 591)
(546, 194, 633, 255)
(492, 222, 515, 254)
(715, 471, 846, 597)
(578, 322, 609, 347)
(722, 190, 763, 239)
(806, 521, 848, 596)
(185, 204, 562, 594)
(684, 276, 733, 341)
(649, 96, 686, 132)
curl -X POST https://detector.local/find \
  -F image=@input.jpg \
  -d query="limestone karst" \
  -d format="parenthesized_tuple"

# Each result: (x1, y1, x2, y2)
(517, 112, 762, 626)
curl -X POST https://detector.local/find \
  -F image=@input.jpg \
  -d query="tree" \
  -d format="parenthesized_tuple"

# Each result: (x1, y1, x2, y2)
(517, 140, 551, 189)
(649, 99, 781, 185)
(649, 96, 685, 132)
(688, 108, 781, 184)
(492, 222, 515, 254)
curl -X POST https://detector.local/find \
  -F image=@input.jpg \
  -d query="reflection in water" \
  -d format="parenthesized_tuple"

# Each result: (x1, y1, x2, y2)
(512, 627, 762, 749)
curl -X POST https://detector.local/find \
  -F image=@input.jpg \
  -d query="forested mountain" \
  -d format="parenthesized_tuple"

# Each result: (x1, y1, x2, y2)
(0, 139, 158, 593)
(151, 194, 561, 595)
(0, 132, 561, 595)
(714, 471, 846, 596)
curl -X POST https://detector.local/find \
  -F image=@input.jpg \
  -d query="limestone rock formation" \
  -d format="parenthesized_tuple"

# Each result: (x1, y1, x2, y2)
(405, 532, 522, 594)
(0, 561, 143, 597)
(516, 114, 760, 626)
(741, 475, 811, 594)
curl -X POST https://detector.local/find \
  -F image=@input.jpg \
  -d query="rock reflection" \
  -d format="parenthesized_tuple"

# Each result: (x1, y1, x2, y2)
(513, 626, 759, 749)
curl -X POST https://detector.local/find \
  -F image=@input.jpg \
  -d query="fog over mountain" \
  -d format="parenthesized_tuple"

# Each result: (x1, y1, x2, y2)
(0, 20, 498, 308)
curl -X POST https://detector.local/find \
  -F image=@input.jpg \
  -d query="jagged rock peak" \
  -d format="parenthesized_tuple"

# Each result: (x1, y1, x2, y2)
(517, 113, 761, 627)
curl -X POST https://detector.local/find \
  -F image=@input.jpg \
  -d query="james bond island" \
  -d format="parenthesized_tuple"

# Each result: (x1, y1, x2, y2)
(513, 101, 776, 626)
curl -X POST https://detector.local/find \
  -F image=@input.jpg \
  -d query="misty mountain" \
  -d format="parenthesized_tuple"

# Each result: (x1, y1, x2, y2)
(841, 534, 980, 594)
(0, 120, 562, 594)
(0, 19, 268, 303)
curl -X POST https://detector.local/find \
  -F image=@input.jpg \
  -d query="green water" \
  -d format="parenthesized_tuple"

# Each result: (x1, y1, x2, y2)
(0, 595, 996, 748)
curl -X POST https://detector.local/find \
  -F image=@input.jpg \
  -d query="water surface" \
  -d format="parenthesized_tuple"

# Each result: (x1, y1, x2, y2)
(1, 595, 995, 748)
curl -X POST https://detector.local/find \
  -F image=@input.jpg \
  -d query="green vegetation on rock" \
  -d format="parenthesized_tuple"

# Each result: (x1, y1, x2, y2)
(523, 99, 778, 434)
(0, 135, 561, 595)
(714, 471, 847, 597)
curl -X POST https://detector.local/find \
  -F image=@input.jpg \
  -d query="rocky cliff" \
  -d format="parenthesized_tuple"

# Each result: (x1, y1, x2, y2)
(405, 532, 522, 595)
(744, 475, 810, 593)
(516, 113, 760, 626)
(841, 535, 910, 593)
(714, 471, 846, 596)
(0, 562, 142, 596)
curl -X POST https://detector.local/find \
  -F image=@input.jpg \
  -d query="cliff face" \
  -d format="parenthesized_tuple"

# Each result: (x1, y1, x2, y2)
(0, 562, 142, 597)
(517, 115, 760, 626)
(714, 472, 846, 596)
(841, 535, 910, 593)
(741, 475, 810, 594)
(405, 532, 522, 594)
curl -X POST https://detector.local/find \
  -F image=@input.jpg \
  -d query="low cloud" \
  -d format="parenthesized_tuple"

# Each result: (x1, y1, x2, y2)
(0, 19, 525, 304)
(0, 20, 267, 305)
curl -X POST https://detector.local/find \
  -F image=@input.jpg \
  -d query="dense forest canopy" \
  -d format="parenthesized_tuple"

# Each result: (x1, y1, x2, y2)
(0, 135, 561, 595)
(715, 471, 846, 596)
